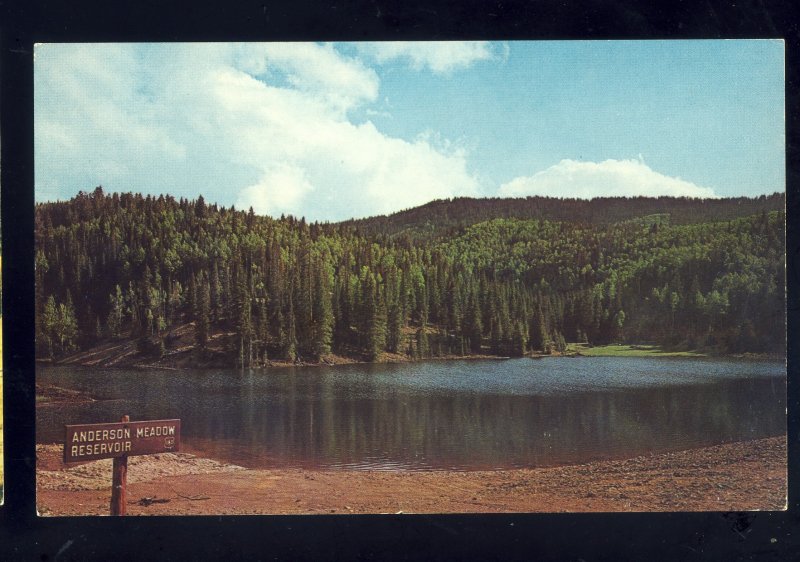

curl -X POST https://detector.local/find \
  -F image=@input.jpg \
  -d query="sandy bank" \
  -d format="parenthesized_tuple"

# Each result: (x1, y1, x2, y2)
(37, 444, 245, 493)
(36, 436, 786, 516)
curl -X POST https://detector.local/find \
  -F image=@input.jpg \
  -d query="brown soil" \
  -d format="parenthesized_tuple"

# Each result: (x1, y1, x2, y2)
(36, 436, 786, 516)
(42, 322, 509, 371)
(36, 383, 98, 404)
(37, 444, 245, 491)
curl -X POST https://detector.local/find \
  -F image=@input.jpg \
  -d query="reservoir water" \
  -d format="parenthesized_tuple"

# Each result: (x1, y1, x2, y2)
(37, 357, 785, 471)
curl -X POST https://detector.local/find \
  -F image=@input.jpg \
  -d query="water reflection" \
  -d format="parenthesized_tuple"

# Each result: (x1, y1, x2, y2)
(37, 358, 786, 471)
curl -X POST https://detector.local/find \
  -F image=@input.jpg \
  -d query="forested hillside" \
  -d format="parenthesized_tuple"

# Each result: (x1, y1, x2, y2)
(343, 193, 785, 240)
(34, 188, 785, 367)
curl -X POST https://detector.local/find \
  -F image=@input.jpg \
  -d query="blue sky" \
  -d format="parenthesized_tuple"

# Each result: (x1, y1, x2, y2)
(34, 41, 784, 222)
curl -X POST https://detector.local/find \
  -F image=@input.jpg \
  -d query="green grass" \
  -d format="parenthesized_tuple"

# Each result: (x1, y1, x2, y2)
(567, 343, 707, 358)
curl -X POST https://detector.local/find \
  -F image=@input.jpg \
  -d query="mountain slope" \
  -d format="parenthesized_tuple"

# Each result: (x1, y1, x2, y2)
(341, 193, 785, 240)
(34, 189, 786, 368)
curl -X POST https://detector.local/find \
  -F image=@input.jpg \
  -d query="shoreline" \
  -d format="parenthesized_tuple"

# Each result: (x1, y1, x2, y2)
(37, 345, 782, 373)
(36, 436, 787, 516)
(36, 353, 514, 372)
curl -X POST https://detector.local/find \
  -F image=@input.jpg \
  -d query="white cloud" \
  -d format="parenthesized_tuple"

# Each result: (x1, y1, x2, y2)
(35, 43, 481, 220)
(234, 43, 379, 115)
(499, 159, 718, 199)
(220, 68, 479, 219)
(358, 41, 503, 74)
(237, 164, 314, 215)
(35, 43, 189, 198)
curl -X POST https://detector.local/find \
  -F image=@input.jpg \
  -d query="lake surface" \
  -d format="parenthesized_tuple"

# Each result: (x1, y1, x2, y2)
(37, 357, 786, 471)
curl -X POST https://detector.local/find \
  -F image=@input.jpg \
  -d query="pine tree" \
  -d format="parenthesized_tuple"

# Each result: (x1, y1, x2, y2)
(295, 239, 314, 356)
(33, 190, 788, 360)
(364, 272, 386, 360)
(286, 294, 298, 361)
(195, 273, 210, 351)
(210, 262, 222, 322)
(57, 293, 79, 354)
(385, 268, 404, 353)
(530, 304, 548, 352)
(464, 293, 483, 353)
(107, 284, 125, 339)
(40, 295, 58, 358)
(416, 325, 429, 359)
(256, 290, 269, 364)
(612, 309, 626, 342)
(511, 321, 528, 357)
(311, 256, 334, 359)
(387, 302, 404, 353)
(233, 271, 252, 366)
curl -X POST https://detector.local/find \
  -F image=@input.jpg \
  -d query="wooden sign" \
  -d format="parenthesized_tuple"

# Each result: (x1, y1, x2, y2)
(64, 416, 182, 515)
(64, 418, 181, 464)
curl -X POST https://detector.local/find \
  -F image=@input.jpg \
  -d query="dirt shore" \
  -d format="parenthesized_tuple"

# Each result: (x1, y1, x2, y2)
(36, 436, 786, 516)
(41, 320, 507, 371)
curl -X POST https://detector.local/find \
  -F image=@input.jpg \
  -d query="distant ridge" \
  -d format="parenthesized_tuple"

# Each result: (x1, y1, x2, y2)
(340, 193, 785, 239)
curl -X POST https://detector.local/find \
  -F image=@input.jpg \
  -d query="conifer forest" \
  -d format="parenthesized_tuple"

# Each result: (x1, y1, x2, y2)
(35, 188, 785, 367)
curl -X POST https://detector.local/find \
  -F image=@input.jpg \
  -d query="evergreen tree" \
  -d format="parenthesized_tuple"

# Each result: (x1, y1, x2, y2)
(511, 321, 528, 357)
(56, 293, 79, 355)
(464, 293, 483, 353)
(311, 256, 334, 359)
(34, 190, 786, 362)
(364, 272, 386, 360)
(233, 271, 252, 366)
(195, 273, 210, 351)
(107, 284, 125, 339)
(40, 296, 58, 358)
(387, 302, 404, 353)
(530, 304, 548, 352)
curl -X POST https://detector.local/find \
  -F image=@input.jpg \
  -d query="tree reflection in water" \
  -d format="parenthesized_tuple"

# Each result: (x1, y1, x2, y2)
(37, 358, 785, 471)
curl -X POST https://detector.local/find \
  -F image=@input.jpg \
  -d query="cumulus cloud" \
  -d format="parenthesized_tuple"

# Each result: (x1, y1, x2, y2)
(35, 42, 480, 221)
(358, 41, 504, 74)
(499, 159, 718, 199)
(205, 58, 478, 219)
(35, 43, 188, 197)
(233, 43, 379, 115)
(237, 164, 315, 215)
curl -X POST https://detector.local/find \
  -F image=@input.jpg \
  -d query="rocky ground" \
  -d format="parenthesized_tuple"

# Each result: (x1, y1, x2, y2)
(36, 436, 786, 516)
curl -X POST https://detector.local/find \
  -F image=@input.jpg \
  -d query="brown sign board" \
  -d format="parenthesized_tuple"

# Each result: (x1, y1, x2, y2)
(64, 419, 181, 464)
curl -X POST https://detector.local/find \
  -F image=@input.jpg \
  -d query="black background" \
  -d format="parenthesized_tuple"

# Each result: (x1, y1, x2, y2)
(1, 1, 798, 560)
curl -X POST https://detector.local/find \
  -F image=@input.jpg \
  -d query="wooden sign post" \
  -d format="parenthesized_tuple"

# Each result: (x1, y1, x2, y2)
(64, 416, 181, 516)
(110, 415, 129, 515)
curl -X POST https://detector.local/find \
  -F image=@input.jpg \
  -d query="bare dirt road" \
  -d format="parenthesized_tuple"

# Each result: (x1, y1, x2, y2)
(36, 436, 786, 516)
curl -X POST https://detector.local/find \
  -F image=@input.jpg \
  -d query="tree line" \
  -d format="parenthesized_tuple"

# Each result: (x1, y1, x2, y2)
(342, 193, 784, 240)
(35, 187, 785, 366)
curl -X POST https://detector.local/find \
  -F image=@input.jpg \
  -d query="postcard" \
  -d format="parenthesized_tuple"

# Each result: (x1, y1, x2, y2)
(34, 41, 786, 515)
